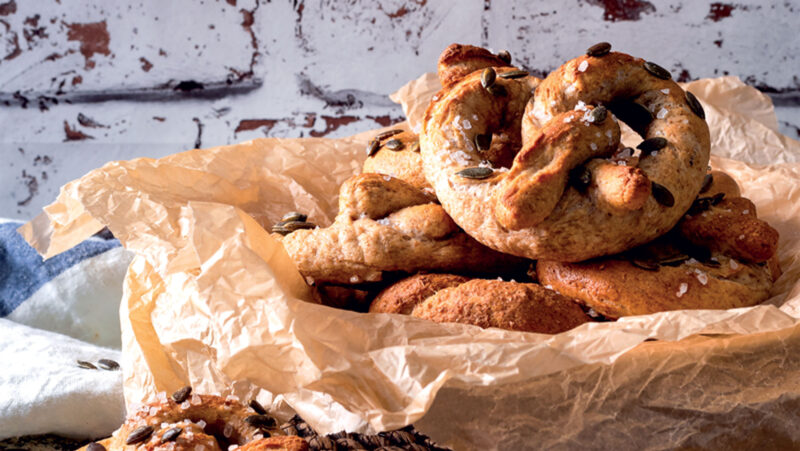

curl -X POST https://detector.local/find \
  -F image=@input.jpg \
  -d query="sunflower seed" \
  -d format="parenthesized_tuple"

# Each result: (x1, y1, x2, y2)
(487, 84, 507, 96)
(498, 69, 528, 79)
(685, 91, 705, 119)
(632, 259, 660, 271)
(586, 42, 612, 57)
(481, 67, 496, 89)
(126, 425, 154, 445)
(385, 139, 404, 151)
(281, 211, 307, 223)
(644, 61, 671, 80)
(281, 221, 317, 232)
(474, 133, 492, 152)
(637, 137, 668, 154)
(77, 360, 96, 370)
(456, 167, 494, 179)
(97, 359, 119, 371)
(497, 50, 512, 64)
(87, 443, 106, 451)
(590, 106, 607, 123)
(366, 139, 380, 157)
(375, 129, 403, 141)
(161, 427, 182, 443)
(245, 414, 277, 429)
(569, 166, 592, 192)
(409, 141, 420, 152)
(249, 399, 267, 415)
(699, 173, 713, 193)
(651, 181, 675, 206)
(171, 386, 192, 403)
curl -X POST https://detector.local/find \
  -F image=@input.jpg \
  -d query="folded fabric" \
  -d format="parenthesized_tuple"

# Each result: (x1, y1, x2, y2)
(0, 219, 132, 439)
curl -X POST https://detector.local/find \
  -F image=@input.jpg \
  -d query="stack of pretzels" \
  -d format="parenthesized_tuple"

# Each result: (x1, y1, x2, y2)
(275, 43, 781, 332)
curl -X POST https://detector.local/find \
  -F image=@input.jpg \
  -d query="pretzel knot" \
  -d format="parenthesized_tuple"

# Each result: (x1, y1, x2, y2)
(421, 44, 711, 261)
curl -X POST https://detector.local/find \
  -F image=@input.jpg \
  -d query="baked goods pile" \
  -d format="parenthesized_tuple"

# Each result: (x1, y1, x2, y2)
(274, 42, 781, 333)
(83, 388, 451, 451)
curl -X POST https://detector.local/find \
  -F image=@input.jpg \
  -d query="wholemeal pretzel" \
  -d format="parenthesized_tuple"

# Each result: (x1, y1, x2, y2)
(537, 171, 781, 318)
(86, 390, 307, 451)
(278, 173, 527, 285)
(421, 43, 711, 261)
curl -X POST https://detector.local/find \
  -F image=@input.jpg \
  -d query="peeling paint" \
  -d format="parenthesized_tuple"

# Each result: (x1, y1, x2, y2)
(77, 112, 107, 128)
(16, 169, 38, 207)
(0, 0, 16, 16)
(63, 121, 93, 141)
(310, 115, 359, 137)
(583, 0, 656, 22)
(65, 20, 111, 69)
(707, 3, 735, 21)
(139, 56, 153, 72)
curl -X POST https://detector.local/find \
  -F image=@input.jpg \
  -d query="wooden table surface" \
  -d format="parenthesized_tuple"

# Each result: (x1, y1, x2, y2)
(2, 0, 799, 218)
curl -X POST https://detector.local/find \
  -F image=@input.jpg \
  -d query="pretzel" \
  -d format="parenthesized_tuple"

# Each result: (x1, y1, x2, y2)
(278, 173, 527, 285)
(421, 43, 710, 261)
(369, 273, 590, 334)
(362, 129, 431, 191)
(93, 390, 307, 451)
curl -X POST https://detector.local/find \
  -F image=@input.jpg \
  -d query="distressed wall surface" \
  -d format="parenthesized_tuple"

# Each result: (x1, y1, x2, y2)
(2, 0, 799, 218)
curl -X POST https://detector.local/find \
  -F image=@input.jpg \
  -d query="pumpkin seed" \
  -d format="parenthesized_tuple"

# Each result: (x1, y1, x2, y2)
(710, 192, 725, 205)
(685, 91, 705, 119)
(385, 139, 404, 150)
(245, 414, 277, 429)
(271, 225, 291, 235)
(97, 359, 119, 371)
(644, 61, 671, 80)
(456, 167, 494, 179)
(497, 50, 512, 64)
(637, 137, 668, 154)
(249, 399, 267, 415)
(569, 166, 592, 192)
(480, 67, 496, 89)
(171, 386, 192, 403)
(586, 42, 612, 57)
(474, 133, 492, 152)
(281, 211, 307, 223)
(87, 443, 106, 451)
(651, 181, 675, 206)
(590, 106, 607, 123)
(409, 141, 420, 152)
(280, 221, 317, 232)
(608, 100, 652, 135)
(126, 425, 154, 445)
(366, 139, 380, 157)
(699, 173, 713, 193)
(498, 69, 528, 79)
(77, 360, 96, 370)
(375, 129, 403, 141)
(161, 427, 182, 443)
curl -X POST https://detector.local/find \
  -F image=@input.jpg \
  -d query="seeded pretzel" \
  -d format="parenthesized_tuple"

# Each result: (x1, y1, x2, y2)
(369, 273, 590, 334)
(421, 43, 711, 261)
(362, 129, 431, 191)
(537, 172, 781, 318)
(278, 173, 527, 285)
(90, 391, 307, 451)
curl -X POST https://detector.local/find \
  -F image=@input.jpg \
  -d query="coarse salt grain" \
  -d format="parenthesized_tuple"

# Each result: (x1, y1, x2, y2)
(657, 108, 668, 119)
(383, 175, 391, 181)
(738, 234, 745, 240)
(191, 394, 202, 405)
(225, 394, 240, 403)
(197, 420, 207, 429)
(651, 151, 659, 157)
(578, 61, 589, 72)
(181, 401, 191, 409)
(676, 283, 688, 297)
(349, 275, 360, 283)
(660, 88, 670, 94)
(742, 209, 749, 214)
(563, 116, 573, 123)
(730, 259, 740, 269)
(696, 270, 708, 285)
(376, 217, 390, 226)
(574, 100, 588, 111)
(195, 445, 205, 451)
(462, 119, 472, 130)
(590, 143, 598, 150)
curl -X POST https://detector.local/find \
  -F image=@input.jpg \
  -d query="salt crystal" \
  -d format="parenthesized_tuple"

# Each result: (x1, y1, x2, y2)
(578, 60, 589, 72)
(590, 143, 598, 150)
(606, 130, 612, 139)
(383, 175, 392, 181)
(566, 84, 577, 95)
(651, 151, 659, 157)
(696, 271, 708, 285)
(660, 88, 670, 94)
(676, 283, 688, 297)
(349, 275, 360, 283)
(496, 277, 503, 281)
(197, 420, 207, 429)
(550, 100, 557, 107)
(432, 95, 439, 101)
(191, 394, 202, 405)
(225, 394, 240, 403)
(181, 401, 191, 410)
(544, 284, 553, 290)
(730, 259, 740, 269)
(149, 407, 159, 416)
(195, 445, 205, 451)
(157, 391, 167, 402)
(657, 108, 668, 119)
(162, 422, 168, 429)
(224, 423, 234, 438)
(682, 119, 689, 124)
(563, 116, 573, 123)
(687, 258, 699, 265)
(617, 160, 627, 166)
(742, 209, 749, 214)
(738, 234, 745, 240)
(376, 218, 390, 226)
(254, 434, 264, 440)
(472, 114, 479, 120)
(462, 119, 472, 130)
(574, 100, 588, 111)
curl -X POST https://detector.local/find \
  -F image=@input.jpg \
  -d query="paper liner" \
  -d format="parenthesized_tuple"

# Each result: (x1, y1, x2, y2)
(20, 74, 800, 444)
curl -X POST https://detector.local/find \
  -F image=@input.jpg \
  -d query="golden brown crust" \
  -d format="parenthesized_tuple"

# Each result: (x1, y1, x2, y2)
(279, 174, 528, 284)
(437, 43, 512, 88)
(362, 131, 431, 191)
(369, 273, 470, 315)
(411, 279, 590, 334)
(703, 170, 741, 198)
(421, 49, 710, 261)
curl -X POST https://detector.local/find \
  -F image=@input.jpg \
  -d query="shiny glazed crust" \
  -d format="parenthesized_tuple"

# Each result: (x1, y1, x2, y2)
(421, 48, 711, 261)
(279, 173, 527, 284)
(362, 130, 431, 191)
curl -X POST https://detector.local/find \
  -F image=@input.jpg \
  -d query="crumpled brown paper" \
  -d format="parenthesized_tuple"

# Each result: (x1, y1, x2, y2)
(19, 74, 800, 448)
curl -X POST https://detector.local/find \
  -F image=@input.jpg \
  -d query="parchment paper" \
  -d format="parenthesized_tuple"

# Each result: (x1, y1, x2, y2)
(19, 74, 800, 447)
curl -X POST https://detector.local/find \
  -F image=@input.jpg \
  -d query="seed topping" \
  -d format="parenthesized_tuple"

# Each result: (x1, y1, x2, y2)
(161, 427, 182, 443)
(497, 50, 512, 64)
(474, 133, 492, 152)
(637, 137, 668, 155)
(498, 69, 529, 79)
(644, 61, 672, 80)
(651, 181, 675, 206)
(481, 67, 496, 89)
(385, 139, 404, 150)
(126, 425, 154, 445)
(171, 386, 192, 403)
(685, 91, 705, 119)
(586, 42, 612, 57)
(97, 359, 120, 371)
(456, 167, 494, 180)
